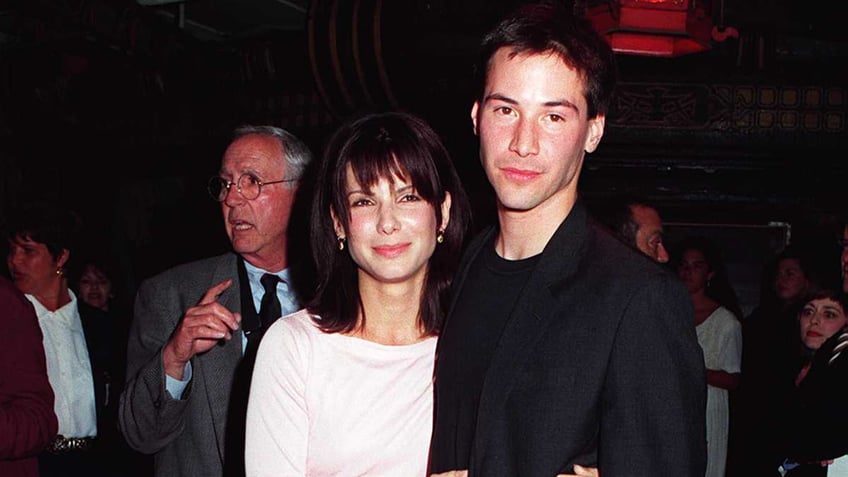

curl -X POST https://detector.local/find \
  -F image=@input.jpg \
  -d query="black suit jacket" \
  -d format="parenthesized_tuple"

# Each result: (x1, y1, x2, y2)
(430, 202, 707, 476)
(78, 302, 118, 426)
(785, 331, 848, 464)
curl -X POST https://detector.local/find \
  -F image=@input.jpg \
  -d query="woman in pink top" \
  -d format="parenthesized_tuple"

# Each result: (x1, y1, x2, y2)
(245, 111, 471, 476)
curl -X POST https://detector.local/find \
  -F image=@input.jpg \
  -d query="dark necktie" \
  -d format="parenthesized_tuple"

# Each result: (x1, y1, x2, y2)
(258, 273, 282, 331)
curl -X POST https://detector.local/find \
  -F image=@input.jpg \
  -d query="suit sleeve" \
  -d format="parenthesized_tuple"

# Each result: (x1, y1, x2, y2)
(599, 273, 707, 476)
(0, 285, 58, 459)
(118, 276, 193, 454)
(245, 320, 308, 476)
(785, 342, 848, 462)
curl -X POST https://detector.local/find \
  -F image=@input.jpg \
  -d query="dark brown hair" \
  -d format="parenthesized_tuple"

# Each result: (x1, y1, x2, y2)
(475, 2, 617, 119)
(308, 111, 471, 336)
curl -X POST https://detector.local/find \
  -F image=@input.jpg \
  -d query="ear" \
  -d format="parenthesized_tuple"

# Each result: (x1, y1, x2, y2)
(584, 114, 606, 153)
(57, 249, 70, 269)
(439, 191, 452, 233)
(470, 101, 480, 136)
(330, 207, 345, 238)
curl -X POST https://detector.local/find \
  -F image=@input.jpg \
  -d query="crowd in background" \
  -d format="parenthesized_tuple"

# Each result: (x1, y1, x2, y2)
(2, 3, 847, 477)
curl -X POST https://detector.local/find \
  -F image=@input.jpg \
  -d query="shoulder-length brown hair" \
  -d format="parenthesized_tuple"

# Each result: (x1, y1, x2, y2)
(307, 111, 471, 336)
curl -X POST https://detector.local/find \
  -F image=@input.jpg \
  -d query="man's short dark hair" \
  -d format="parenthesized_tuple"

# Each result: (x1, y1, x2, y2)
(475, 2, 617, 119)
(591, 196, 654, 249)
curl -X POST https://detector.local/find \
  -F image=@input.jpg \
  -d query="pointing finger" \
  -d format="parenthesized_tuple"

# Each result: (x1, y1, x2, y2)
(198, 279, 233, 306)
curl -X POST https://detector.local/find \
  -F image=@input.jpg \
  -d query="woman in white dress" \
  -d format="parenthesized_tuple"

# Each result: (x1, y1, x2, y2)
(676, 236, 743, 477)
(244, 111, 472, 476)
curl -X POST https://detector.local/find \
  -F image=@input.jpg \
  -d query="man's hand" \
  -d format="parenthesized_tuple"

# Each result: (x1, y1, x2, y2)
(162, 279, 241, 379)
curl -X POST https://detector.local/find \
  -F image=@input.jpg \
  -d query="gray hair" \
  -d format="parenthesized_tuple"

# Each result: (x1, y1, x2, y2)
(232, 125, 313, 185)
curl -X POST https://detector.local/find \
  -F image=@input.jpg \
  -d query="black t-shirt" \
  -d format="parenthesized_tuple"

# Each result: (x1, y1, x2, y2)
(433, 235, 539, 469)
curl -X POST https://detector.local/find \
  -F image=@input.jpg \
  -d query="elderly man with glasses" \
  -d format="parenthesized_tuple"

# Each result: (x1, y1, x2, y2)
(119, 125, 313, 477)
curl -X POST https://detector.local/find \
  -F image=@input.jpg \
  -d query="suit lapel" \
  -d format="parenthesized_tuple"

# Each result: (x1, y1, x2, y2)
(196, 254, 244, 460)
(472, 203, 590, 463)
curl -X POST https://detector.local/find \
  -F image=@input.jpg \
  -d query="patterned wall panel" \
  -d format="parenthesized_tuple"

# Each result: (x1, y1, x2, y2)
(609, 82, 847, 146)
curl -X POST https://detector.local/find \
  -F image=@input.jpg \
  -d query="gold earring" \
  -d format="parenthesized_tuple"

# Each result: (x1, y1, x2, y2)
(337, 236, 346, 251)
(55, 268, 63, 276)
(436, 230, 445, 244)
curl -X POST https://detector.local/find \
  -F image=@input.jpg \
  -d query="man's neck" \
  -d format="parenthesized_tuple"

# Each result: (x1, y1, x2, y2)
(241, 251, 287, 273)
(495, 193, 577, 260)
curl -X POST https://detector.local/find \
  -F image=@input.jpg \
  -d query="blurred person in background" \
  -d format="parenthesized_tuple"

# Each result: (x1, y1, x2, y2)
(591, 194, 670, 263)
(778, 288, 848, 477)
(732, 245, 822, 476)
(675, 235, 743, 477)
(5, 201, 121, 477)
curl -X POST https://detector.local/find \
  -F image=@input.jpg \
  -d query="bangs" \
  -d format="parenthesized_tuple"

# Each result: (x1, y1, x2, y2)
(340, 125, 443, 205)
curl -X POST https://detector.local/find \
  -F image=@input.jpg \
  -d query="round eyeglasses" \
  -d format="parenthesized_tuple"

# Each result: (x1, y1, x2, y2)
(207, 173, 296, 202)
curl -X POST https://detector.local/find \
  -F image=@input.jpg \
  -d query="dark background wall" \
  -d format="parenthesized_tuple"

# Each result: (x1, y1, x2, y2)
(1, 0, 846, 302)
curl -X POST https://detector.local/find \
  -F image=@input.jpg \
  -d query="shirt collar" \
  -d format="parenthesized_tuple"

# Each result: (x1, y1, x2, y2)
(242, 259, 290, 284)
(26, 290, 83, 331)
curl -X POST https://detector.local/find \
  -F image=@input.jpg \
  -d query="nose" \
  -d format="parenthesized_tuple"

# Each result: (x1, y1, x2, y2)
(508, 117, 539, 157)
(810, 312, 822, 325)
(377, 204, 399, 235)
(656, 243, 669, 263)
(7, 248, 21, 267)
(223, 183, 245, 207)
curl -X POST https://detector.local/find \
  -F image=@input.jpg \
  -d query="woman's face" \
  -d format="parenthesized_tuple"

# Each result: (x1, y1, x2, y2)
(799, 297, 847, 350)
(79, 264, 112, 311)
(335, 165, 449, 290)
(677, 248, 713, 295)
(6, 236, 67, 298)
(774, 258, 809, 303)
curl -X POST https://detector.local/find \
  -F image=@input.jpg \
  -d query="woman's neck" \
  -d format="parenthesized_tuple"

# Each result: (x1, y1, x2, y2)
(354, 278, 426, 346)
(33, 278, 72, 312)
(690, 289, 719, 325)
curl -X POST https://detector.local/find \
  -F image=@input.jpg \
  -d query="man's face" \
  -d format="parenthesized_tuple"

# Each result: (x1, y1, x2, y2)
(219, 134, 297, 270)
(471, 49, 604, 216)
(631, 205, 669, 263)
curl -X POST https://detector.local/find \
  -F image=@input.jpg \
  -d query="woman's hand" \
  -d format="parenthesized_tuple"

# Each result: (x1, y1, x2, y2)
(431, 465, 599, 477)
(559, 465, 599, 477)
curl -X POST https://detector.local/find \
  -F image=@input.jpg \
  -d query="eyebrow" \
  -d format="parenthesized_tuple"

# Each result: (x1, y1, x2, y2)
(345, 182, 414, 198)
(484, 93, 580, 113)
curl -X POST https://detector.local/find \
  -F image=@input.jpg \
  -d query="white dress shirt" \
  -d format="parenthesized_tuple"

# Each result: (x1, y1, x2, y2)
(27, 291, 97, 438)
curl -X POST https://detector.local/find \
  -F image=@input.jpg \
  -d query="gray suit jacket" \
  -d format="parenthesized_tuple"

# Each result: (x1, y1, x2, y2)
(119, 253, 245, 477)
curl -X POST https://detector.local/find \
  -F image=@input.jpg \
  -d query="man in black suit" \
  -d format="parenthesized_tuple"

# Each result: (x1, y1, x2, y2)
(428, 4, 707, 476)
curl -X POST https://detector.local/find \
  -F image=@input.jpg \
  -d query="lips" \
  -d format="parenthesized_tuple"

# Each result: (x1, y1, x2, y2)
(806, 330, 823, 338)
(501, 167, 541, 182)
(373, 243, 411, 258)
(228, 217, 254, 232)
